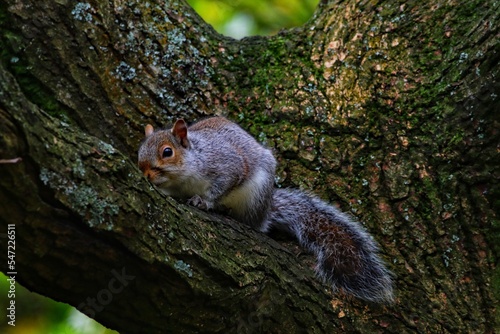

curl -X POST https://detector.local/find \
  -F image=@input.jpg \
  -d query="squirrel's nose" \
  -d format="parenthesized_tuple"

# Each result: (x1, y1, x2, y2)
(138, 162, 153, 180)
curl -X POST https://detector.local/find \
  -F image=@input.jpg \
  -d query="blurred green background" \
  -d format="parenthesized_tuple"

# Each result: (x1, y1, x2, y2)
(0, 1, 318, 333)
(187, 0, 319, 38)
(0, 272, 116, 334)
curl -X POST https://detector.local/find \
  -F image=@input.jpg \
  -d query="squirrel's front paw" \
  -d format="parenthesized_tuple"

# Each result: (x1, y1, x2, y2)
(187, 195, 213, 211)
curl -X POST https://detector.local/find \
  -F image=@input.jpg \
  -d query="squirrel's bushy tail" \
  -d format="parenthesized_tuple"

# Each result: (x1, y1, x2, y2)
(263, 189, 394, 303)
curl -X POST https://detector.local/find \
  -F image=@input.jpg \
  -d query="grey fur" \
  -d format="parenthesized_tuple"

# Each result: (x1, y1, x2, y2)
(138, 117, 276, 229)
(138, 117, 394, 303)
(265, 189, 394, 303)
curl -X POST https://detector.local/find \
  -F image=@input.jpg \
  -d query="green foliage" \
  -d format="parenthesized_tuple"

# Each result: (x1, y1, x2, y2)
(187, 0, 319, 38)
(0, 273, 116, 334)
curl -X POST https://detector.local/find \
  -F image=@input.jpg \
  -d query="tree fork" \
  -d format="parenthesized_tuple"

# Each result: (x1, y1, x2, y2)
(0, 0, 498, 333)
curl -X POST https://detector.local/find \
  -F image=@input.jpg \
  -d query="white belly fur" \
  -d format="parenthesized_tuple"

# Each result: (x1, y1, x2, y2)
(219, 168, 268, 218)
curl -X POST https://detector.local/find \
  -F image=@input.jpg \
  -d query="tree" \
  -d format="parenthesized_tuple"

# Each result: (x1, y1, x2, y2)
(0, 0, 498, 332)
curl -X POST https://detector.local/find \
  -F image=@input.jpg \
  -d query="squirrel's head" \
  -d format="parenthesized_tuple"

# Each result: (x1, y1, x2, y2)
(137, 119, 190, 185)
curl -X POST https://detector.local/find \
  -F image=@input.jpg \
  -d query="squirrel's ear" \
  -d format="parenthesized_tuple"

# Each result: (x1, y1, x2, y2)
(172, 119, 190, 148)
(145, 124, 154, 137)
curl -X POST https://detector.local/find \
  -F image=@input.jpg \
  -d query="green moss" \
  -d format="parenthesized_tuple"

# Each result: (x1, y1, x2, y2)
(0, 4, 70, 120)
(217, 33, 325, 126)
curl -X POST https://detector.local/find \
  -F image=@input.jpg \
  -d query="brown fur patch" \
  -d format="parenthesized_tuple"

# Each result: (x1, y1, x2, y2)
(304, 215, 361, 275)
(138, 160, 150, 173)
(234, 146, 249, 180)
(189, 117, 231, 131)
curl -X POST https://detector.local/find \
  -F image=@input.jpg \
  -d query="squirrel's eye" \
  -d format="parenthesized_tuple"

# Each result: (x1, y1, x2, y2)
(162, 147, 173, 158)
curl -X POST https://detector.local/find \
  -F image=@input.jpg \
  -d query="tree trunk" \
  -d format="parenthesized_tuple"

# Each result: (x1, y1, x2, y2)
(0, 0, 498, 333)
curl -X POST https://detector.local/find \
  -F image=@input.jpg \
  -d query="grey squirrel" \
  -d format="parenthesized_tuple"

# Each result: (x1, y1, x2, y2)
(138, 116, 394, 303)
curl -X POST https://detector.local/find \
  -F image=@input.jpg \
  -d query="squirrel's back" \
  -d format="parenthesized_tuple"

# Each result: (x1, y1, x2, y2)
(189, 118, 276, 227)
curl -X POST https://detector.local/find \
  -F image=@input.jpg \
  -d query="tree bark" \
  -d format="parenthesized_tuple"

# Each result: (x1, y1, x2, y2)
(0, 0, 498, 333)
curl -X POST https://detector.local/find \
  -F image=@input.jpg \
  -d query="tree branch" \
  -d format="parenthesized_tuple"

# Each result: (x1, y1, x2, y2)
(0, 0, 498, 332)
(1, 61, 379, 333)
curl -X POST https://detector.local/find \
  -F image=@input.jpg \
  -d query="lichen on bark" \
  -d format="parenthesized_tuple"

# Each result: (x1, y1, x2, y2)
(0, 0, 498, 332)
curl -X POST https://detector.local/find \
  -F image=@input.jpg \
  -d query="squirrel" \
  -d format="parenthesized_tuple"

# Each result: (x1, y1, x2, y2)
(138, 116, 394, 303)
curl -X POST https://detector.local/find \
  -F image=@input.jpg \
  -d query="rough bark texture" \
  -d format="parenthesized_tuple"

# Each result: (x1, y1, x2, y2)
(0, 0, 498, 333)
